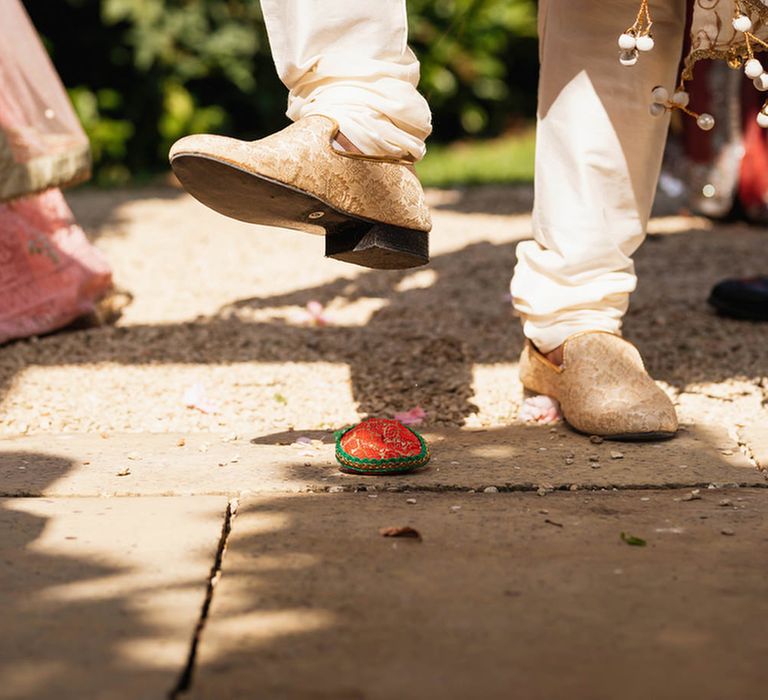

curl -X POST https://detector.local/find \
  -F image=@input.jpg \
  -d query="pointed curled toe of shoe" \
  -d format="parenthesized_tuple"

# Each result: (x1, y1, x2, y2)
(519, 331, 678, 440)
(169, 116, 431, 270)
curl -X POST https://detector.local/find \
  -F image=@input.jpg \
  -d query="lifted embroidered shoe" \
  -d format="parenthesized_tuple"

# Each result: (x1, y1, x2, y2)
(519, 331, 678, 441)
(169, 116, 431, 270)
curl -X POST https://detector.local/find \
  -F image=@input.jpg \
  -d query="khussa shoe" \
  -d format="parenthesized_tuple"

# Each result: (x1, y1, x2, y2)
(519, 331, 678, 440)
(169, 116, 431, 270)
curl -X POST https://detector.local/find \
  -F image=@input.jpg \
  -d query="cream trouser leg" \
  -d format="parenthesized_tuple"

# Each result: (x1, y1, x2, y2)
(511, 0, 687, 353)
(260, 0, 431, 161)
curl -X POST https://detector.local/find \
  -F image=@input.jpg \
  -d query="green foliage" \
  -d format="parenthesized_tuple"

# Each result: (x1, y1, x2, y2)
(24, 0, 539, 184)
(416, 128, 535, 187)
(409, 0, 538, 136)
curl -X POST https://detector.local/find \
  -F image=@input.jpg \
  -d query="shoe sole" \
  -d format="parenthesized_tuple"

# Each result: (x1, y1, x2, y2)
(171, 153, 429, 270)
(521, 389, 677, 442)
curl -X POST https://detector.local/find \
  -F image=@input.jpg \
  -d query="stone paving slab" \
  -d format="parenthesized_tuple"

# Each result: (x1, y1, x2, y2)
(0, 425, 763, 497)
(0, 495, 227, 700)
(189, 489, 768, 700)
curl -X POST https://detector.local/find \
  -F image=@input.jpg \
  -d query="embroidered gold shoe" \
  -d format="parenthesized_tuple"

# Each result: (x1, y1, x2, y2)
(519, 331, 678, 440)
(169, 116, 431, 270)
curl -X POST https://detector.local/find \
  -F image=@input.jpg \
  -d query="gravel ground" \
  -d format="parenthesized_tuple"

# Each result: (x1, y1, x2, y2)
(0, 183, 766, 443)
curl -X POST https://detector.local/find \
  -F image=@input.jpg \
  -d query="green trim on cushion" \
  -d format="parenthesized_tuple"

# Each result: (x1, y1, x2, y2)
(334, 423, 431, 475)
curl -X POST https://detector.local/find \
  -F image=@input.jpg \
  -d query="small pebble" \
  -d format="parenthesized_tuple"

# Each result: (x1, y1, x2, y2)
(569, 484, 579, 491)
(328, 486, 344, 493)
(537, 487, 548, 497)
(450, 505, 462, 512)
(565, 457, 575, 465)
(610, 451, 624, 460)
(718, 498, 733, 507)
(368, 494, 378, 499)
(589, 435, 604, 444)
(539, 509, 549, 515)
(591, 462, 601, 469)
(483, 486, 499, 493)
(406, 498, 417, 504)
(589, 455, 600, 462)
(721, 528, 735, 536)
(681, 491, 702, 502)
(720, 449, 734, 456)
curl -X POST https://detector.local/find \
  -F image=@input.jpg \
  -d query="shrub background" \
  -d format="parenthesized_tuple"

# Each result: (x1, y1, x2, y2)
(25, 0, 539, 184)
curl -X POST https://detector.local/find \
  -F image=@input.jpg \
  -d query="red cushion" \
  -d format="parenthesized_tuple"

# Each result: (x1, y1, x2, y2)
(340, 418, 423, 461)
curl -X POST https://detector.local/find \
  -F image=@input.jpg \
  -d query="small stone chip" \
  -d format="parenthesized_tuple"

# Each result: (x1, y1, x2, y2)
(590, 435, 604, 444)
(328, 485, 344, 493)
(565, 457, 575, 465)
(406, 498, 417, 504)
(681, 490, 702, 502)
(177, 437, 186, 447)
(610, 450, 624, 460)
(721, 528, 735, 536)
(718, 498, 733, 507)
(483, 486, 499, 493)
(450, 505, 462, 512)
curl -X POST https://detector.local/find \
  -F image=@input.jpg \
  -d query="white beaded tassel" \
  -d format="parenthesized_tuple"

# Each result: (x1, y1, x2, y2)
(618, 0, 653, 67)
(730, 2, 768, 128)
(759, 104, 768, 129)
(648, 84, 714, 131)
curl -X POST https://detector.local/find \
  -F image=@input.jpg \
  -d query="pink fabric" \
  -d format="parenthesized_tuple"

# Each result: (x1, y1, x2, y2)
(0, 189, 112, 343)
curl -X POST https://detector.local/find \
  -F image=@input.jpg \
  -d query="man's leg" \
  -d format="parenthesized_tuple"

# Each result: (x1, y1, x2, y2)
(170, 0, 433, 270)
(512, 0, 687, 354)
(261, 0, 432, 161)
(513, 0, 687, 438)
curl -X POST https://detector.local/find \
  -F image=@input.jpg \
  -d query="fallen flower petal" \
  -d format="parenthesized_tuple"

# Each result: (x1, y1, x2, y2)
(394, 406, 427, 426)
(519, 395, 562, 425)
(183, 382, 219, 414)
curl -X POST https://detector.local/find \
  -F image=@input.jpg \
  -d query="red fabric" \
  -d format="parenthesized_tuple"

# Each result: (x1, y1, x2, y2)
(340, 418, 422, 461)
(739, 103, 768, 212)
(0, 189, 112, 343)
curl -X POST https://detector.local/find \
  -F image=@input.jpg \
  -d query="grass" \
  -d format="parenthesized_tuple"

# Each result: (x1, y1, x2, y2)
(416, 127, 536, 188)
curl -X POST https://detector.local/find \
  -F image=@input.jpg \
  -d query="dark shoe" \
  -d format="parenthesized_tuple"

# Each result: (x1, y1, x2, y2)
(708, 276, 768, 321)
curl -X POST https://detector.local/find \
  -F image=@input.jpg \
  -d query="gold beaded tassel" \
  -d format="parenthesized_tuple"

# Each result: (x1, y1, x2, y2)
(621, 0, 768, 130)
(648, 85, 715, 130)
(617, 0, 655, 66)
(731, 1, 768, 128)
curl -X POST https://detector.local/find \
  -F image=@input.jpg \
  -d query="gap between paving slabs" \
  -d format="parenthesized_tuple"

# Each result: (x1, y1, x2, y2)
(170, 497, 239, 698)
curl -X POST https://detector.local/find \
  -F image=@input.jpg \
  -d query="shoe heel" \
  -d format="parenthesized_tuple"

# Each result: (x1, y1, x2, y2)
(325, 223, 429, 270)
